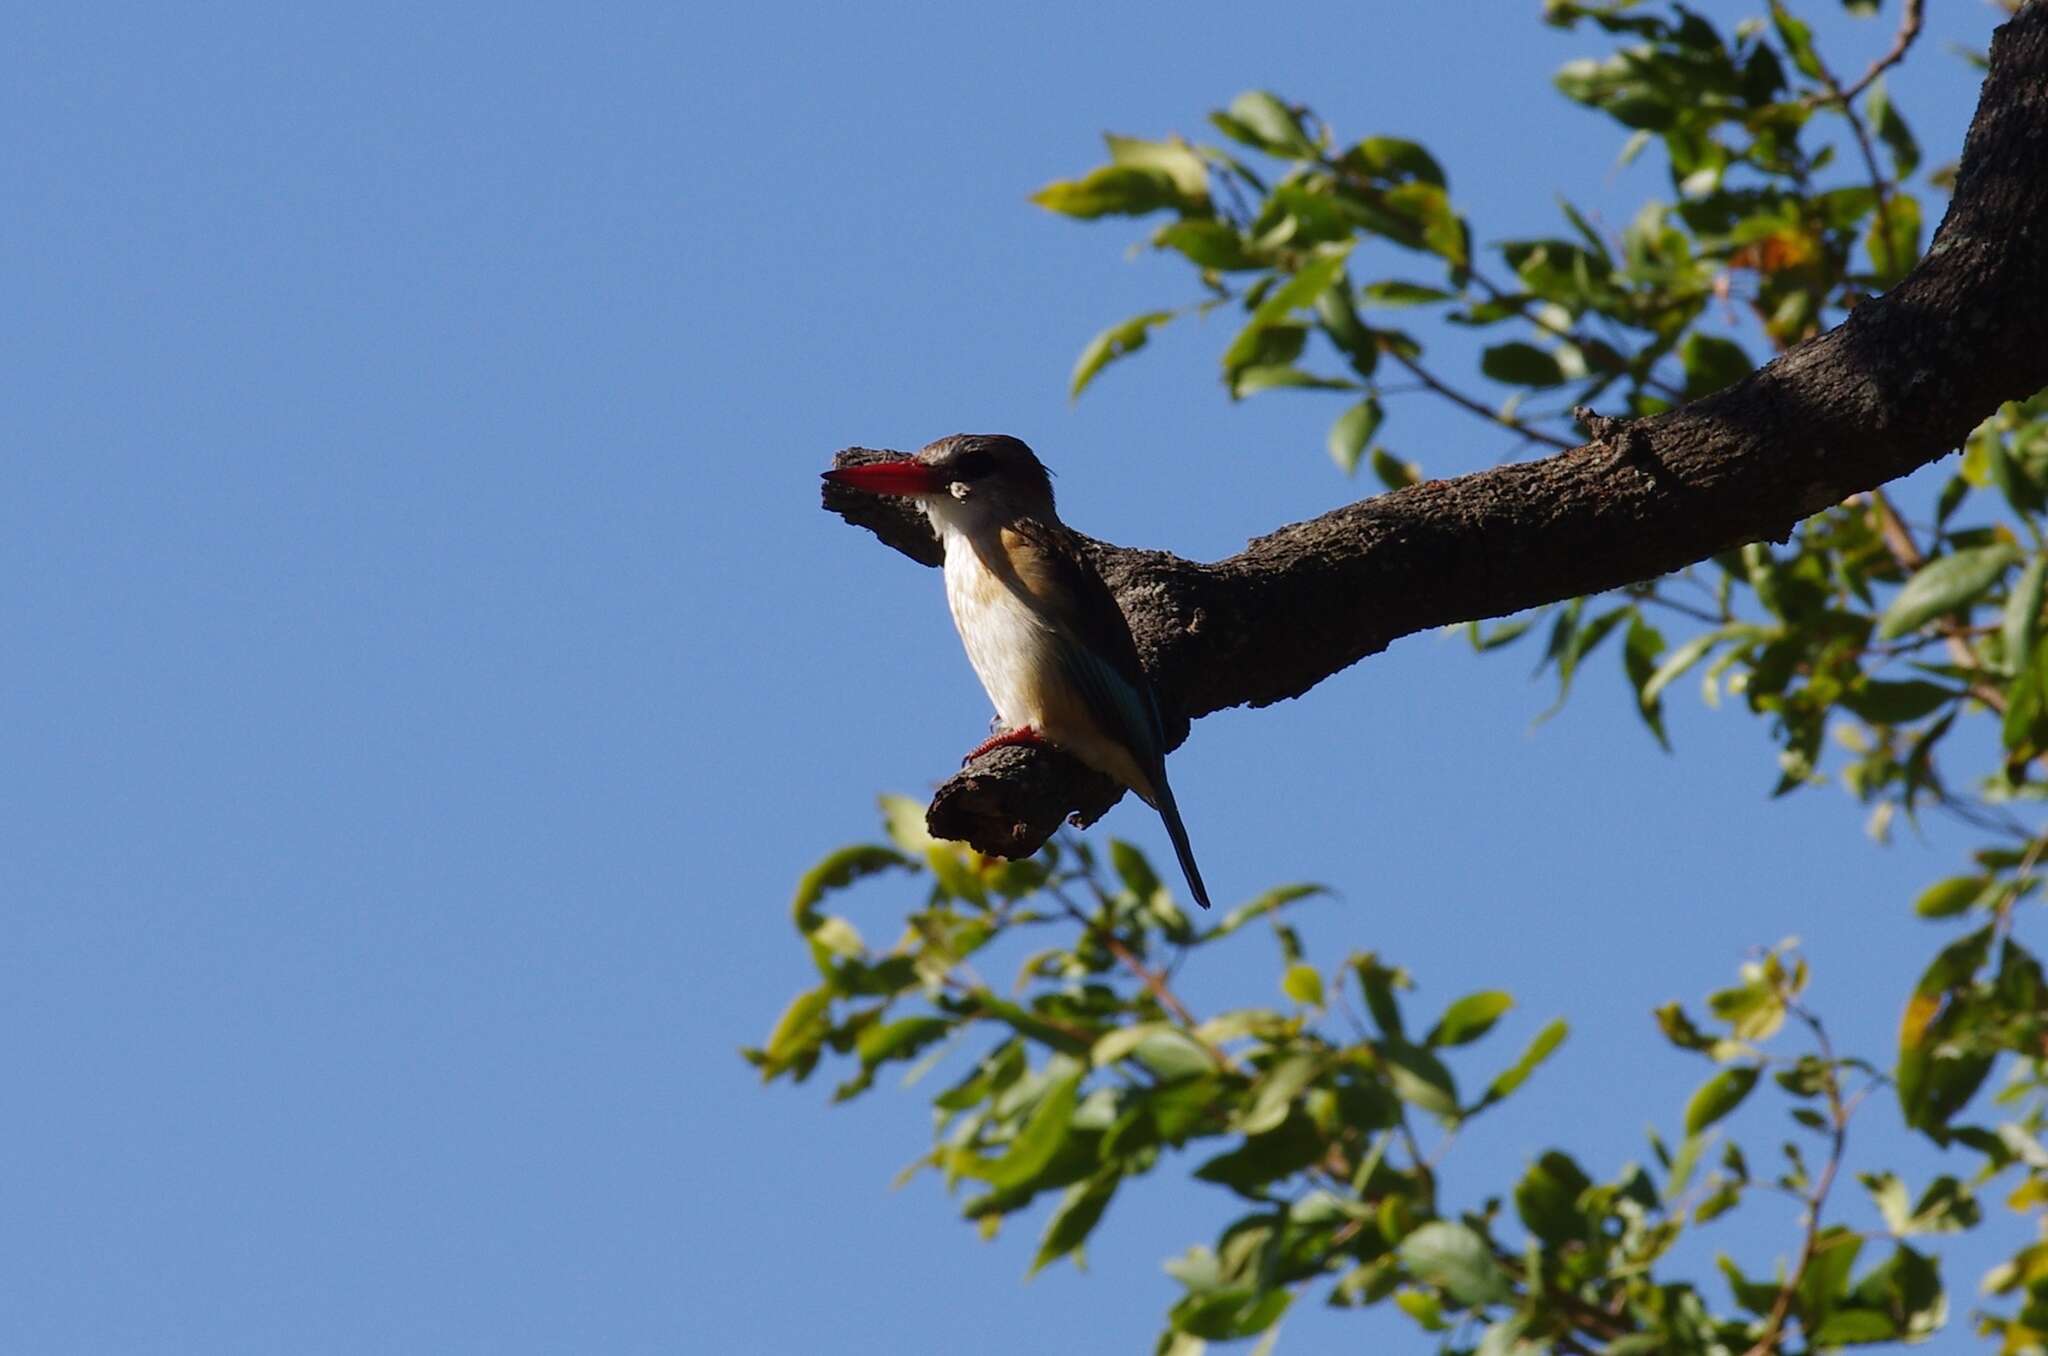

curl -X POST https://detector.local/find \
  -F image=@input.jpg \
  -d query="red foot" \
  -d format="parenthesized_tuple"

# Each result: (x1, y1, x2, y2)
(962, 726, 1046, 765)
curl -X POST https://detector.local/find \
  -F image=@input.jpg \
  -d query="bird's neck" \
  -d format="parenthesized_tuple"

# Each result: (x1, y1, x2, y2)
(921, 495, 1055, 555)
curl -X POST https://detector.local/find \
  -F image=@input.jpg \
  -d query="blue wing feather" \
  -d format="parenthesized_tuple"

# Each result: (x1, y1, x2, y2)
(1035, 573, 1211, 912)
(1049, 632, 1166, 777)
(992, 518, 1212, 910)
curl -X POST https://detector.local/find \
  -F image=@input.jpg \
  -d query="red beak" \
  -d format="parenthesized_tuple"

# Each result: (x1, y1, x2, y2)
(821, 458, 945, 497)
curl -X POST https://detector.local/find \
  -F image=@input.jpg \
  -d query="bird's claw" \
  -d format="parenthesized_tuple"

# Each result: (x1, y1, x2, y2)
(961, 725, 1046, 765)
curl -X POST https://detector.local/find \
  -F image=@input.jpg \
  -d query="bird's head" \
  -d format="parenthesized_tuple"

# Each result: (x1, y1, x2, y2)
(823, 434, 1056, 524)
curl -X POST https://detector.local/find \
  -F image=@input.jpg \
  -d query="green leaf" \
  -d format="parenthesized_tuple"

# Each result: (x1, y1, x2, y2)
(1666, 1129, 1707, 1199)
(1353, 955, 1407, 1038)
(1110, 838, 1161, 902)
(1131, 1029, 1218, 1082)
(1170, 1286, 1293, 1341)
(1031, 165, 1184, 219)
(1480, 341, 1566, 388)
(2003, 554, 2048, 672)
(1876, 544, 2016, 638)
(1707, 978, 1784, 1042)
(983, 1065, 1083, 1190)
(1470, 613, 1538, 652)
(1031, 1170, 1119, 1274)
(807, 914, 863, 963)
(1205, 883, 1328, 939)
(1155, 220, 1257, 271)
(880, 792, 937, 854)
(1553, 55, 1673, 129)
(1397, 1221, 1513, 1307)
(1381, 1039, 1459, 1118)
(1865, 194, 1921, 288)
(1479, 1018, 1568, 1109)
(1854, 1244, 1945, 1340)
(1394, 1287, 1448, 1331)
(1251, 245, 1354, 329)
(1425, 991, 1513, 1048)
(1218, 91, 1317, 156)
(1371, 448, 1421, 491)
(1091, 1021, 1172, 1069)
(1514, 1151, 1593, 1244)
(1902, 926, 1993, 1044)
(1839, 679, 1958, 725)
(1343, 136, 1446, 187)
(1685, 1065, 1761, 1135)
(1720, 1254, 1782, 1315)
(1556, 196, 1612, 263)
(1989, 423, 2044, 514)
(1816, 185, 1879, 231)
(1901, 1175, 1979, 1234)
(1316, 285, 1378, 380)
(1623, 612, 1669, 749)
(1281, 964, 1325, 1008)
(791, 844, 915, 933)
(1070, 311, 1174, 399)
(1240, 1051, 1323, 1135)
(922, 841, 986, 904)
(1913, 876, 1988, 919)
(857, 1016, 953, 1071)
(1655, 1002, 1721, 1056)
(1809, 1309, 1897, 1344)
(1193, 1112, 1327, 1196)
(1897, 924, 1996, 1131)
(1863, 1170, 1913, 1233)
(1328, 397, 1384, 475)
(1103, 133, 1208, 199)
(1640, 629, 1724, 708)
(1361, 280, 1454, 306)
(2004, 633, 2048, 753)
(1864, 77, 1920, 179)
(1537, 603, 1628, 719)
(1233, 365, 1360, 396)
(1769, 2, 1823, 80)
(1796, 1226, 1866, 1331)
(1602, 1338, 1676, 1356)
(1220, 323, 1308, 392)
(975, 995, 1092, 1056)
(758, 985, 833, 1077)
(1679, 333, 1753, 399)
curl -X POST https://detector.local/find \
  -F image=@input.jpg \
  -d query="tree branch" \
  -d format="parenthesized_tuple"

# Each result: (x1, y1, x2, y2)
(1802, 0, 1928, 110)
(823, 4, 2048, 858)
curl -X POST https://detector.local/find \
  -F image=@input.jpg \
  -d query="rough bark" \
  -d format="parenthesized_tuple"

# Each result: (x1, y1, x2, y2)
(823, 4, 2048, 859)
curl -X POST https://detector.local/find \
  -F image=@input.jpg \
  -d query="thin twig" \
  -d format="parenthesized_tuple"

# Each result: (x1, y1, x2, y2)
(1867, 488, 2009, 714)
(1742, 1007, 1855, 1356)
(1046, 882, 1245, 1073)
(1801, 0, 1928, 110)
(1934, 796, 2034, 844)
(1634, 589, 1725, 625)
(1384, 347, 1576, 451)
(1467, 267, 1688, 403)
(1993, 828, 2048, 943)
(1808, 34, 1901, 275)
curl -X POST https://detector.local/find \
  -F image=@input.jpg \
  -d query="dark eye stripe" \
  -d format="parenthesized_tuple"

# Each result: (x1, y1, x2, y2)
(949, 448, 994, 480)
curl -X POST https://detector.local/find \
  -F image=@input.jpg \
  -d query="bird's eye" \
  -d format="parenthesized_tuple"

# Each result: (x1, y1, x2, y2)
(949, 448, 993, 481)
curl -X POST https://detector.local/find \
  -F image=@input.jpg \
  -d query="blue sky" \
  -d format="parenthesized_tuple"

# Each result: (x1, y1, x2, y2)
(2, 2, 2020, 1352)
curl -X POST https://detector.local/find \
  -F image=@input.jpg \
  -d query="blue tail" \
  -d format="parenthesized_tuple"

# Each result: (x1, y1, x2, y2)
(1149, 772, 1211, 910)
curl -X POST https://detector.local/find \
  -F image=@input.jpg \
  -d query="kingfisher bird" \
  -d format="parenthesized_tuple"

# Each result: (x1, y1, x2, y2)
(823, 433, 1212, 909)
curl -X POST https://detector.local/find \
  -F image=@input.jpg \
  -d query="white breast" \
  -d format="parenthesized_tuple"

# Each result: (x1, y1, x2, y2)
(939, 527, 1052, 731)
